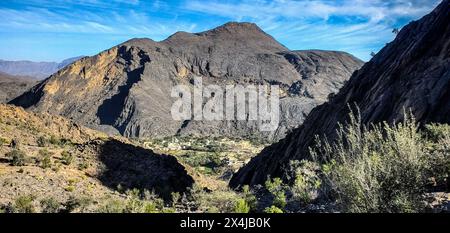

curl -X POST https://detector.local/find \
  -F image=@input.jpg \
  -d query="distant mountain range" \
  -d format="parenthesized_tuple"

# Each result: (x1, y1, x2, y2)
(0, 56, 85, 79)
(0, 72, 37, 103)
(10, 22, 362, 141)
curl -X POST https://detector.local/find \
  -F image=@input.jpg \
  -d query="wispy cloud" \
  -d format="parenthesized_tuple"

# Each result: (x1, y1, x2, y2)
(183, 0, 440, 60)
(0, 0, 441, 61)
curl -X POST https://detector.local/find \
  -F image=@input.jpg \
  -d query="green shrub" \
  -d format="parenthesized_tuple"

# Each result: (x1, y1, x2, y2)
(37, 136, 48, 147)
(98, 198, 126, 213)
(6, 149, 28, 166)
(310, 110, 448, 213)
(191, 185, 240, 213)
(78, 159, 89, 170)
(234, 199, 250, 213)
(264, 205, 283, 213)
(38, 149, 53, 169)
(287, 160, 321, 204)
(13, 195, 35, 213)
(242, 185, 257, 211)
(0, 137, 8, 146)
(49, 135, 61, 145)
(64, 196, 92, 213)
(40, 197, 60, 213)
(265, 177, 287, 209)
(61, 150, 74, 165)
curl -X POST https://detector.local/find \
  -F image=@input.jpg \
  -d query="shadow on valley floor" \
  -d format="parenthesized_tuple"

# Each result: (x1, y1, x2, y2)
(94, 138, 194, 200)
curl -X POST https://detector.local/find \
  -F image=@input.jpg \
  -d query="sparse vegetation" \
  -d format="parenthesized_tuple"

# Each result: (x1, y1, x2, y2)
(37, 136, 48, 147)
(38, 149, 53, 169)
(13, 195, 35, 213)
(40, 197, 61, 213)
(6, 149, 29, 166)
(61, 150, 74, 165)
(234, 199, 250, 213)
(265, 177, 287, 209)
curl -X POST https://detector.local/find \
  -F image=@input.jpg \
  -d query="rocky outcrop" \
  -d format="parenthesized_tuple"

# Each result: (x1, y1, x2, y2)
(0, 72, 37, 103)
(230, 0, 450, 187)
(10, 22, 363, 141)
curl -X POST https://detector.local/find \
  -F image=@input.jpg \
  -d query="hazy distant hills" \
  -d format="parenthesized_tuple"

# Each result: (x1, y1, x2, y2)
(0, 56, 85, 80)
(0, 72, 37, 103)
(10, 22, 363, 141)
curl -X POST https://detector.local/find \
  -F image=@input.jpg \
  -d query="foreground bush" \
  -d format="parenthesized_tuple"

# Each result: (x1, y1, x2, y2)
(310, 111, 449, 213)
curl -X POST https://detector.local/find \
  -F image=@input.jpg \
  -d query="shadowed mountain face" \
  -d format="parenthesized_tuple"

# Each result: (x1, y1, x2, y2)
(0, 72, 37, 103)
(0, 56, 84, 80)
(10, 22, 363, 141)
(230, 0, 450, 188)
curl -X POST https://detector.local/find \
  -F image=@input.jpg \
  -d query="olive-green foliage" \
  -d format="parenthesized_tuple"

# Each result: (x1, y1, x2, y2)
(98, 189, 165, 213)
(40, 197, 61, 213)
(61, 150, 74, 165)
(234, 199, 250, 213)
(310, 110, 450, 213)
(242, 185, 257, 211)
(38, 149, 53, 169)
(37, 136, 48, 147)
(264, 205, 283, 213)
(181, 151, 224, 175)
(287, 160, 322, 204)
(265, 177, 287, 209)
(0, 137, 8, 146)
(191, 185, 240, 213)
(6, 149, 28, 166)
(13, 195, 35, 213)
(64, 196, 92, 213)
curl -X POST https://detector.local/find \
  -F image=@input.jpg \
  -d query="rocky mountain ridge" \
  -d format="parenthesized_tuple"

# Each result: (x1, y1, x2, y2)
(10, 22, 363, 141)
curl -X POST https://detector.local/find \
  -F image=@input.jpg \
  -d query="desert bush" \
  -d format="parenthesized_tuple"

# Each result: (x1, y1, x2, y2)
(265, 177, 287, 209)
(264, 205, 283, 213)
(6, 149, 29, 166)
(0, 137, 8, 146)
(40, 197, 61, 213)
(13, 195, 35, 213)
(78, 159, 89, 170)
(309, 110, 446, 213)
(38, 149, 53, 169)
(98, 198, 126, 213)
(61, 150, 74, 165)
(64, 196, 92, 213)
(242, 185, 257, 211)
(286, 160, 322, 204)
(234, 199, 250, 213)
(37, 136, 48, 147)
(106, 189, 166, 213)
(423, 124, 450, 189)
(49, 135, 61, 145)
(191, 185, 240, 213)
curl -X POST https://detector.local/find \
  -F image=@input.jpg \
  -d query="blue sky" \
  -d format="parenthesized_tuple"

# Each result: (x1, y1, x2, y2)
(0, 0, 441, 62)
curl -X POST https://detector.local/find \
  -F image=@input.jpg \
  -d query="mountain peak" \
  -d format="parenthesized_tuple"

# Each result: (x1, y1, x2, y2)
(198, 22, 265, 37)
